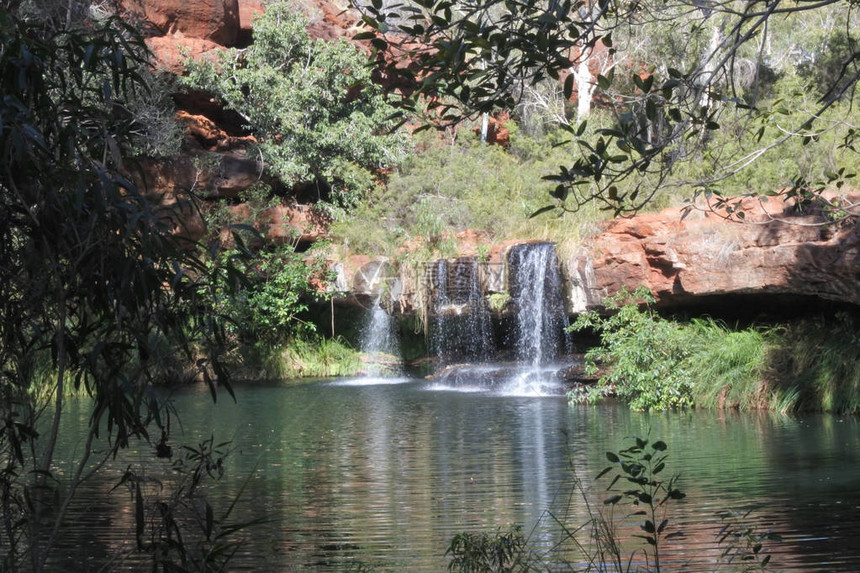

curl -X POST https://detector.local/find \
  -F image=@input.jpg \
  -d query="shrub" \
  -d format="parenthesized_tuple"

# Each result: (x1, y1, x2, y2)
(200, 241, 332, 349)
(570, 288, 697, 410)
(182, 3, 409, 212)
(767, 314, 860, 414)
(446, 526, 530, 573)
(570, 289, 860, 414)
(331, 126, 607, 257)
(570, 288, 773, 411)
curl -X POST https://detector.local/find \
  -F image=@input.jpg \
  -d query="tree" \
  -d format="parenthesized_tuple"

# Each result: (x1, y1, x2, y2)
(355, 0, 860, 221)
(182, 2, 410, 217)
(0, 7, 236, 570)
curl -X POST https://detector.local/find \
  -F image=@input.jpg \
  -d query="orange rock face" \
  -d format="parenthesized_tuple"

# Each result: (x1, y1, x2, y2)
(238, 0, 265, 34)
(567, 196, 860, 311)
(145, 35, 223, 74)
(121, 0, 240, 46)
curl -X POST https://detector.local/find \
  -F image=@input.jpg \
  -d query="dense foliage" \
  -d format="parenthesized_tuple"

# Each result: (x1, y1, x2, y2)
(332, 126, 606, 255)
(572, 289, 860, 414)
(204, 243, 330, 346)
(183, 3, 410, 216)
(0, 7, 245, 570)
(357, 0, 860, 220)
(570, 289, 700, 410)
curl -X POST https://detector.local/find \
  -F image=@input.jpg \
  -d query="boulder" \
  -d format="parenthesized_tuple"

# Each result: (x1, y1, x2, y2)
(134, 147, 261, 201)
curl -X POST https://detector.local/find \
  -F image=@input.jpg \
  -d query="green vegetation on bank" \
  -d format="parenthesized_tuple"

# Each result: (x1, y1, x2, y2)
(571, 288, 860, 414)
(331, 126, 606, 257)
(230, 336, 363, 380)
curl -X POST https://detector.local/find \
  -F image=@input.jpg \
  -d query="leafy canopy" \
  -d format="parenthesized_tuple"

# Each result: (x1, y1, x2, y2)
(0, 7, 238, 570)
(356, 0, 860, 220)
(183, 3, 410, 214)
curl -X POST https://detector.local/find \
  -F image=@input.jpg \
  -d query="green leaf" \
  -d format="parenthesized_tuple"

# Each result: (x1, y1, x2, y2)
(135, 483, 144, 549)
(205, 502, 214, 539)
(606, 451, 620, 463)
(646, 98, 656, 121)
(597, 74, 612, 90)
(563, 73, 574, 100)
(529, 205, 557, 218)
(576, 120, 588, 136)
(642, 74, 654, 92)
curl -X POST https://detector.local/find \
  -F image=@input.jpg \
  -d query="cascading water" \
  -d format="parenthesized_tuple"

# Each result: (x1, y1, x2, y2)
(333, 298, 405, 386)
(501, 242, 571, 395)
(509, 242, 571, 366)
(429, 257, 494, 363)
(331, 298, 407, 386)
(360, 297, 400, 377)
(428, 243, 573, 396)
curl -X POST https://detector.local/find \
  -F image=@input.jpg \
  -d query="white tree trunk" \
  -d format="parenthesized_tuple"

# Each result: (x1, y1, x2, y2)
(699, 24, 724, 107)
(575, 49, 595, 121)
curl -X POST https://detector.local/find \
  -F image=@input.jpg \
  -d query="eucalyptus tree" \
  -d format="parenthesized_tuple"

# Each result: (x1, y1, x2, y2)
(356, 0, 860, 220)
(0, 7, 237, 571)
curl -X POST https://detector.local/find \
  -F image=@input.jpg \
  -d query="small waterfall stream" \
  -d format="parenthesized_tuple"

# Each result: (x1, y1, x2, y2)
(502, 242, 571, 396)
(334, 298, 406, 386)
(429, 258, 494, 363)
(360, 297, 400, 378)
(429, 243, 572, 396)
(509, 242, 571, 366)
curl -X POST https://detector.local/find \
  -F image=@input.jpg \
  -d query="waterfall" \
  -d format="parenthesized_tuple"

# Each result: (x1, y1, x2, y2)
(359, 297, 400, 377)
(428, 243, 573, 397)
(508, 242, 571, 366)
(429, 257, 494, 363)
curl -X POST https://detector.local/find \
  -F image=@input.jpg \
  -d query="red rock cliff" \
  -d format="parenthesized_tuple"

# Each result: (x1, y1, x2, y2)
(565, 196, 860, 311)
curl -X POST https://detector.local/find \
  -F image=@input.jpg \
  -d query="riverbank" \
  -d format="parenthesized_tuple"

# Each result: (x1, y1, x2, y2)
(570, 290, 860, 414)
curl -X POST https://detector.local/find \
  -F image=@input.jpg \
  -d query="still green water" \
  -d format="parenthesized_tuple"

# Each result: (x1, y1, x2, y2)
(52, 378, 860, 571)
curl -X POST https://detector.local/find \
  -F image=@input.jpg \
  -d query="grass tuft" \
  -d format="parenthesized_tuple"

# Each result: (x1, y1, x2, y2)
(573, 295, 860, 414)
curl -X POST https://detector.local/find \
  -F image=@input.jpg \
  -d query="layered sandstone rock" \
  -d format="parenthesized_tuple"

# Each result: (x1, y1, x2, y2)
(565, 196, 860, 312)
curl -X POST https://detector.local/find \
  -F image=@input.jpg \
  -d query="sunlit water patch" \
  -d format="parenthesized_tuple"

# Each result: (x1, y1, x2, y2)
(425, 363, 568, 396)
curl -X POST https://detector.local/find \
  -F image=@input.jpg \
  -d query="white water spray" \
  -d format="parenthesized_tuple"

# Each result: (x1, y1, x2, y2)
(360, 297, 400, 379)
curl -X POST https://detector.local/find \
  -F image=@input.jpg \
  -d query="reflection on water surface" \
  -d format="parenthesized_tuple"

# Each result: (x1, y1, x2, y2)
(52, 378, 860, 571)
